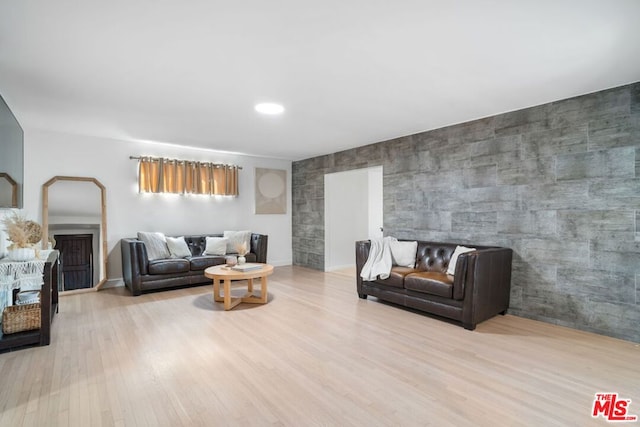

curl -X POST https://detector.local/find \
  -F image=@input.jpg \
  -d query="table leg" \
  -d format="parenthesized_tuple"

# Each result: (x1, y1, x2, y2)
(213, 278, 224, 302)
(240, 276, 268, 304)
(222, 279, 242, 310)
(247, 278, 254, 293)
(259, 276, 268, 303)
(224, 279, 232, 310)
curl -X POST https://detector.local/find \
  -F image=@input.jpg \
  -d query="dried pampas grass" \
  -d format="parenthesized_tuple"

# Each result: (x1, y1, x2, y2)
(1, 212, 42, 250)
(235, 242, 248, 256)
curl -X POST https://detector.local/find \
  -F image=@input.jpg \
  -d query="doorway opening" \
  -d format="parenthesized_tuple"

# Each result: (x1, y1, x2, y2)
(324, 166, 383, 273)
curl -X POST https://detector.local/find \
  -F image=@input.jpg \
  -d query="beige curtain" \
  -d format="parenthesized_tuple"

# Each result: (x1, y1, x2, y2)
(138, 158, 160, 193)
(161, 159, 186, 193)
(138, 158, 239, 196)
(225, 165, 238, 195)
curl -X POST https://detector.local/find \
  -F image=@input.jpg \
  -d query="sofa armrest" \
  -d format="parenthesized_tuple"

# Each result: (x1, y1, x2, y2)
(452, 252, 471, 300)
(120, 238, 149, 296)
(460, 247, 513, 329)
(355, 240, 372, 297)
(250, 233, 268, 263)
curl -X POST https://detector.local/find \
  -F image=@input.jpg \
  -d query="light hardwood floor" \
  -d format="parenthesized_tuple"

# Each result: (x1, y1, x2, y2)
(0, 266, 638, 427)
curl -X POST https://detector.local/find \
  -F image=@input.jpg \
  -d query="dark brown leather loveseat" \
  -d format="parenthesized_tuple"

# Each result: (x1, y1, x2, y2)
(121, 233, 268, 296)
(355, 240, 512, 330)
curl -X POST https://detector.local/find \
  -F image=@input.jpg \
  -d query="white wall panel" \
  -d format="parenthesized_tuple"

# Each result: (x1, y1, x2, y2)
(21, 129, 292, 283)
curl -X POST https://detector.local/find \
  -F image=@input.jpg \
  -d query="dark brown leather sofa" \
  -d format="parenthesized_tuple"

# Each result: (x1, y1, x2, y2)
(121, 233, 268, 296)
(355, 240, 512, 330)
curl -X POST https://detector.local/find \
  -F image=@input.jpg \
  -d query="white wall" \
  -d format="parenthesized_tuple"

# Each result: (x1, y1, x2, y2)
(20, 128, 292, 283)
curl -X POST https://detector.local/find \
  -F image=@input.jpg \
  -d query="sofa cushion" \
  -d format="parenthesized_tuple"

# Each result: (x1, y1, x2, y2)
(404, 272, 453, 298)
(189, 256, 226, 271)
(243, 253, 257, 263)
(148, 259, 190, 275)
(376, 266, 417, 289)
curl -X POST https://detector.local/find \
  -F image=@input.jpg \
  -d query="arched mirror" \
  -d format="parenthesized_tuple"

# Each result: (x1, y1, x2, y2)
(42, 176, 107, 292)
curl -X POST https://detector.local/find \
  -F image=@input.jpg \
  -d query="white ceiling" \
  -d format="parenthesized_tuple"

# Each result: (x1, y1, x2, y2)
(1, 1, 639, 161)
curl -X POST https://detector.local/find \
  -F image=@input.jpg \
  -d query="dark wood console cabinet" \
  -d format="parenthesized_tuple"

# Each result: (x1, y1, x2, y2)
(0, 251, 59, 351)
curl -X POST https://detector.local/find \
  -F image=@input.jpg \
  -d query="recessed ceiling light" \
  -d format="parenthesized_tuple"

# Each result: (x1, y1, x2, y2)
(255, 103, 285, 115)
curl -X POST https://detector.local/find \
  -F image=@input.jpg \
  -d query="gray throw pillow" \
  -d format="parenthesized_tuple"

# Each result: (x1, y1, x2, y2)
(166, 236, 192, 258)
(137, 231, 171, 261)
(204, 237, 228, 256)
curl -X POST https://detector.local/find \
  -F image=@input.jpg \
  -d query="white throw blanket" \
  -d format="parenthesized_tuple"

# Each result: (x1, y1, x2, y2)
(360, 237, 397, 281)
(0, 259, 46, 318)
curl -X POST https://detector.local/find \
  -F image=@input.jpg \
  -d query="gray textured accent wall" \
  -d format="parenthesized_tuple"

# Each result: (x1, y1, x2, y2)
(292, 82, 640, 343)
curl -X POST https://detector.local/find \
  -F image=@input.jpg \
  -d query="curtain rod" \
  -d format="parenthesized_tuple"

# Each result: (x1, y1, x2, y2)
(129, 156, 242, 169)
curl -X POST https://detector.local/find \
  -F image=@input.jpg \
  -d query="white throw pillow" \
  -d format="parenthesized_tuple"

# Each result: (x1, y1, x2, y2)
(137, 231, 171, 261)
(446, 245, 476, 276)
(223, 230, 251, 254)
(166, 236, 192, 258)
(389, 241, 418, 268)
(204, 237, 228, 256)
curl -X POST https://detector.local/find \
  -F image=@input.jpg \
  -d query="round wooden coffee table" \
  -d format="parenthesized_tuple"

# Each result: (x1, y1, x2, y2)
(204, 264, 274, 310)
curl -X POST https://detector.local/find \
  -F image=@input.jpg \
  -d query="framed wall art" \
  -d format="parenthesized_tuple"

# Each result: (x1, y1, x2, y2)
(255, 168, 287, 214)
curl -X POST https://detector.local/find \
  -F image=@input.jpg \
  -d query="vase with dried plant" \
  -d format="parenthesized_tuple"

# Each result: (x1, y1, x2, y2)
(1, 212, 42, 261)
(235, 242, 248, 265)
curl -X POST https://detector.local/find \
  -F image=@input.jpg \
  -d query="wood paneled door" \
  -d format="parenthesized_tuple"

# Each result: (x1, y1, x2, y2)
(54, 234, 93, 290)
